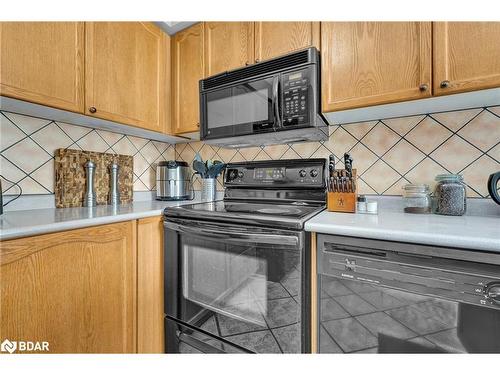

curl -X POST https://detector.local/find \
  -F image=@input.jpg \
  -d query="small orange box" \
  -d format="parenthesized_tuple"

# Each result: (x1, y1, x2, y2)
(327, 191, 357, 213)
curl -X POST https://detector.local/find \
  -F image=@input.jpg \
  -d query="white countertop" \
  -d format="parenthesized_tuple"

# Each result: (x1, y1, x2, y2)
(0, 199, 201, 241)
(305, 199, 500, 252)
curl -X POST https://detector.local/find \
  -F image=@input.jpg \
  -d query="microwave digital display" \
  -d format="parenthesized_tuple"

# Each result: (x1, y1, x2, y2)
(288, 72, 302, 81)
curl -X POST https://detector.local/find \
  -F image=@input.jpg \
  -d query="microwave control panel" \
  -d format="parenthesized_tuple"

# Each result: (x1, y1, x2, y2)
(282, 69, 310, 127)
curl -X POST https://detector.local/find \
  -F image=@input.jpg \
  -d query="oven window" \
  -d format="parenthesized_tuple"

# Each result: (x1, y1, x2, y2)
(318, 274, 500, 353)
(205, 77, 274, 131)
(180, 234, 302, 353)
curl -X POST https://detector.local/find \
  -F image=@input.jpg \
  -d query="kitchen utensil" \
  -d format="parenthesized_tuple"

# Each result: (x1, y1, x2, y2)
(208, 163, 226, 178)
(108, 162, 120, 205)
(156, 161, 193, 201)
(194, 152, 202, 163)
(193, 160, 208, 178)
(488, 172, 500, 205)
(83, 160, 96, 207)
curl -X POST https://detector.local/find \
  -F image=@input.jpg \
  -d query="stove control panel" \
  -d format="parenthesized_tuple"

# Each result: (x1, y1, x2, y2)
(225, 159, 326, 188)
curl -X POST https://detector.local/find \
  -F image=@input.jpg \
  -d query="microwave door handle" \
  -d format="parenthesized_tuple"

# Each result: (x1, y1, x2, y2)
(164, 221, 299, 247)
(272, 75, 281, 130)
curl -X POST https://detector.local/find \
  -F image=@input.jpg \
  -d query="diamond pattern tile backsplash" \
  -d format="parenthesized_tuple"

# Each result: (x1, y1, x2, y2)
(1, 106, 499, 198)
(0, 111, 175, 195)
(176, 106, 500, 198)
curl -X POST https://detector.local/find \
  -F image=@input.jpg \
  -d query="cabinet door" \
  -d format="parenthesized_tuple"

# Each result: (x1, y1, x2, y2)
(85, 22, 168, 133)
(433, 22, 500, 95)
(321, 22, 432, 112)
(0, 222, 137, 353)
(254, 22, 320, 62)
(0, 22, 84, 112)
(137, 216, 164, 353)
(172, 23, 204, 134)
(204, 22, 254, 76)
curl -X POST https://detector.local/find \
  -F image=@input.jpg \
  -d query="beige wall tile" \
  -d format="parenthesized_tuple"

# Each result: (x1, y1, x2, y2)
(291, 141, 320, 158)
(405, 158, 448, 191)
(430, 135, 482, 172)
(2, 112, 51, 135)
(361, 160, 401, 194)
(382, 115, 425, 136)
(487, 143, 500, 162)
(2, 105, 497, 198)
(362, 123, 400, 156)
(382, 140, 425, 175)
(342, 121, 377, 139)
(457, 110, 500, 151)
(1, 137, 51, 174)
(405, 117, 452, 154)
(461, 155, 500, 197)
(1, 113, 26, 150)
(431, 108, 482, 131)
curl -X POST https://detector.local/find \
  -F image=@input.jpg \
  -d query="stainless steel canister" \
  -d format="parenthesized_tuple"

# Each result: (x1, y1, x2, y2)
(201, 178, 216, 202)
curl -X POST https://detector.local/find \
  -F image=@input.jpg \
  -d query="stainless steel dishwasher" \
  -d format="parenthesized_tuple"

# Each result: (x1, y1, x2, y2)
(316, 234, 500, 353)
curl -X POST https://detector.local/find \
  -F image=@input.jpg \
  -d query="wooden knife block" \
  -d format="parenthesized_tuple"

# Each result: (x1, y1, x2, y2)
(327, 169, 357, 213)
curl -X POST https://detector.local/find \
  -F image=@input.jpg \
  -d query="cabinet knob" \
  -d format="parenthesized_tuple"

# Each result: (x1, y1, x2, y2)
(196, 123, 200, 128)
(419, 83, 428, 92)
(255, 58, 260, 63)
(245, 61, 250, 66)
(440, 80, 450, 89)
(89, 107, 97, 113)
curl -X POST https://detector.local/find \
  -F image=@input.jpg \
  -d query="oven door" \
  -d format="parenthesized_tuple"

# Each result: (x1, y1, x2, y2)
(164, 218, 309, 353)
(200, 74, 280, 140)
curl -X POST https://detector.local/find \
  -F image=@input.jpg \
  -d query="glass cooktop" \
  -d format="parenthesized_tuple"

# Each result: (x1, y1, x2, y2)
(164, 200, 325, 229)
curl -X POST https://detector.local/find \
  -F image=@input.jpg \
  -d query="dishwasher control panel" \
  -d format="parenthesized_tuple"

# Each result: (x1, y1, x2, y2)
(317, 234, 500, 310)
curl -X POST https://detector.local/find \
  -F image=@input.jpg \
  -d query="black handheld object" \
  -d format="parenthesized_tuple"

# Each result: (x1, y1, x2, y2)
(488, 172, 500, 205)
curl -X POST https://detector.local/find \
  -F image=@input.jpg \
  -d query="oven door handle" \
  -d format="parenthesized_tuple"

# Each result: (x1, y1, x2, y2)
(164, 221, 300, 247)
(272, 75, 281, 130)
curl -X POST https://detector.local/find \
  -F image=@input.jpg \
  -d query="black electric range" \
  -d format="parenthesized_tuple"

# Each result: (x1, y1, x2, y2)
(163, 159, 327, 354)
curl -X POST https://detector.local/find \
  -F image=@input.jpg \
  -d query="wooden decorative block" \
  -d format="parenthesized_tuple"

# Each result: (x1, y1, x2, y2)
(54, 148, 133, 208)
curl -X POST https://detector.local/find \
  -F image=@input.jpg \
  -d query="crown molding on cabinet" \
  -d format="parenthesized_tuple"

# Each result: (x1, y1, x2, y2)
(0, 96, 190, 144)
(324, 88, 500, 125)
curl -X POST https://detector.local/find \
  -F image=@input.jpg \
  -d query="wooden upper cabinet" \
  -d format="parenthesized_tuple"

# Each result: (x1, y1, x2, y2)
(0, 22, 84, 112)
(204, 22, 254, 76)
(0, 222, 137, 353)
(321, 22, 432, 112)
(433, 22, 500, 95)
(254, 22, 320, 61)
(172, 23, 204, 134)
(85, 22, 168, 133)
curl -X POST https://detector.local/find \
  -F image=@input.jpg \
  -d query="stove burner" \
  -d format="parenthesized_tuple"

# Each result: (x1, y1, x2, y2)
(257, 207, 303, 215)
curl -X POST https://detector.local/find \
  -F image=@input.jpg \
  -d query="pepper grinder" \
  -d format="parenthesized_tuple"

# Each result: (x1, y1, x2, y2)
(109, 162, 120, 206)
(83, 160, 96, 207)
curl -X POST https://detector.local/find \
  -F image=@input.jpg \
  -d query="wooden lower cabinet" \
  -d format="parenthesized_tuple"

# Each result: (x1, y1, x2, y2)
(137, 216, 165, 353)
(0, 221, 137, 353)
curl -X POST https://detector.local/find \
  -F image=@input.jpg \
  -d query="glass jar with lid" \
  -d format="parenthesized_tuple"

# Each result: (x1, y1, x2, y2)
(402, 184, 432, 214)
(433, 174, 467, 216)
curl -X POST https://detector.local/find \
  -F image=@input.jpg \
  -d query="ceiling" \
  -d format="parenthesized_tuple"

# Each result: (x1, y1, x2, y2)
(154, 21, 198, 35)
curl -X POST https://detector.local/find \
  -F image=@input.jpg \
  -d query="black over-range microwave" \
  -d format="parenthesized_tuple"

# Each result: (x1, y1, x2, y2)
(199, 47, 328, 148)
